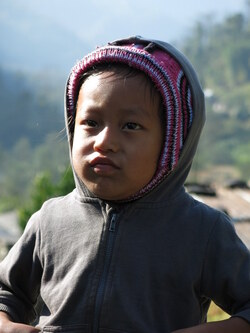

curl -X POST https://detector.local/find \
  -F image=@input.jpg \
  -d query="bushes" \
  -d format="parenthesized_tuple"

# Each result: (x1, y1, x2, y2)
(19, 168, 75, 230)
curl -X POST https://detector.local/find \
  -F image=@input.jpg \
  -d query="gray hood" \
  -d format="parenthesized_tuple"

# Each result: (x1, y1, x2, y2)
(65, 35, 205, 203)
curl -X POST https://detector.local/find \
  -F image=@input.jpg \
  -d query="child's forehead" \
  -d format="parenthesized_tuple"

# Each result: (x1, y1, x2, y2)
(77, 68, 162, 115)
(79, 64, 162, 104)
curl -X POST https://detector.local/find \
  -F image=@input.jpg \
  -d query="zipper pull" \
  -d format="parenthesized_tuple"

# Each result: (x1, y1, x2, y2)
(109, 213, 117, 232)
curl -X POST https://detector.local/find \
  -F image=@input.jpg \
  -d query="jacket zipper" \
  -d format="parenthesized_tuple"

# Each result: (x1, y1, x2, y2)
(93, 212, 118, 333)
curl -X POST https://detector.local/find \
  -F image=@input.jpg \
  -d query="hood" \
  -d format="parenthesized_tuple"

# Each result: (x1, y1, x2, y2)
(64, 36, 205, 203)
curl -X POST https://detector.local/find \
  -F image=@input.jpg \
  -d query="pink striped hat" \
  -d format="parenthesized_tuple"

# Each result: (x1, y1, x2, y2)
(66, 40, 193, 200)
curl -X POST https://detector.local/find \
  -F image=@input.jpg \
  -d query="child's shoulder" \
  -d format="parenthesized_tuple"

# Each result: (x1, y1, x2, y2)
(28, 190, 77, 228)
(41, 190, 75, 209)
(187, 192, 235, 234)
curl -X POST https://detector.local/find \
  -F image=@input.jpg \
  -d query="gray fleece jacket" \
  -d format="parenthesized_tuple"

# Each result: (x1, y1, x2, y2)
(0, 36, 249, 333)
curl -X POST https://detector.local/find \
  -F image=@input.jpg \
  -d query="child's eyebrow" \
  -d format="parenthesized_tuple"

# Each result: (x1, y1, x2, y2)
(119, 106, 153, 119)
(77, 104, 151, 117)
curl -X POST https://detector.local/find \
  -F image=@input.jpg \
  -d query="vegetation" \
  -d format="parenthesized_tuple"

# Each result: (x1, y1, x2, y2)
(19, 168, 74, 230)
(0, 133, 70, 212)
(181, 10, 250, 182)
(207, 302, 230, 322)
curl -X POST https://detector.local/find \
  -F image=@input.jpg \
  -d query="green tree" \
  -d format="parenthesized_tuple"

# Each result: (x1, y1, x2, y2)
(18, 168, 75, 230)
(0, 132, 70, 214)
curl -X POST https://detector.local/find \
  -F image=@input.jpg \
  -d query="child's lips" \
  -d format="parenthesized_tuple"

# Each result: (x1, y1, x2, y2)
(89, 156, 120, 175)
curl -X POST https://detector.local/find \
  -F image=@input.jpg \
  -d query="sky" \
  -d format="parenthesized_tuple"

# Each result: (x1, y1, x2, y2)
(6, 0, 246, 47)
(0, 0, 247, 73)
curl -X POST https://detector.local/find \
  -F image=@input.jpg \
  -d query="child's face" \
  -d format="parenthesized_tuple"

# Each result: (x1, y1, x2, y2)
(72, 70, 163, 201)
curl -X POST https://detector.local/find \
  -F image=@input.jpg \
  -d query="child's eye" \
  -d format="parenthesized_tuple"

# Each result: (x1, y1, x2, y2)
(84, 120, 98, 128)
(123, 122, 141, 130)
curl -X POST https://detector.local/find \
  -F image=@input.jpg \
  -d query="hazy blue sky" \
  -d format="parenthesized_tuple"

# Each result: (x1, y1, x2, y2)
(37, 0, 246, 44)
(0, 0, 247, 72)
(3, 0, 246, 47)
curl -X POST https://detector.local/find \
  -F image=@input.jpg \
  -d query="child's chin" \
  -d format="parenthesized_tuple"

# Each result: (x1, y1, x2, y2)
(90, 188, 129, 202)
(86, 181, 140, 201)
(94, 192, 125, 201)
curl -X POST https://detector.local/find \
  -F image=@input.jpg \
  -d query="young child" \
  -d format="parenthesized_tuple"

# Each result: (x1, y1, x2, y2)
(0, 36, 249, 333)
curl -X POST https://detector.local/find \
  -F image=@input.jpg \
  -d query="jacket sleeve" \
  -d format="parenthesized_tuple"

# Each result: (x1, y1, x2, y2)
(0, 211, 42, 324)
(201, 212, 250, 323)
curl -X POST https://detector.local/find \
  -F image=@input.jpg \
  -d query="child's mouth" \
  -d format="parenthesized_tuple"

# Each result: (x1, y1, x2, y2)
(90, 156, 120, 175)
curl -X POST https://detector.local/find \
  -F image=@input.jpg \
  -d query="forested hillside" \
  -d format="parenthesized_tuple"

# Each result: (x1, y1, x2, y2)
(0, 70, 68, 211)
(0, 69, 65, 148)
(0, 10, 249, 212)
(181, 12, 250, 181)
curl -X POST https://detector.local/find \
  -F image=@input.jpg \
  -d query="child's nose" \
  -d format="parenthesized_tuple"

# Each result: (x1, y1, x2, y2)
(93, 126, 119, 153)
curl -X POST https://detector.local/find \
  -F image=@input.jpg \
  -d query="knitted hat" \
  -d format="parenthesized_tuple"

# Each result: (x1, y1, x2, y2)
(66, 40, 193, 200)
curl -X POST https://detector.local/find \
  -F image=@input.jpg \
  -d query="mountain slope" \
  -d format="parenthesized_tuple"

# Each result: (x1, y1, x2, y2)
(0, 1, 90, 73)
